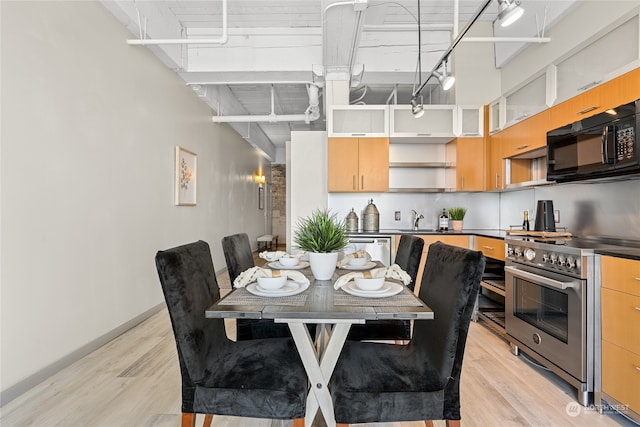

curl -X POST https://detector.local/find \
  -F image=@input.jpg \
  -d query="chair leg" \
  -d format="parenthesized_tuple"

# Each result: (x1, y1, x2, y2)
(446, 420, 461, 427)
(425, 421, 434, 427)
(181, 413, 196, 427)
(292, 418, 305, 427)
(203, 414, 213, 427)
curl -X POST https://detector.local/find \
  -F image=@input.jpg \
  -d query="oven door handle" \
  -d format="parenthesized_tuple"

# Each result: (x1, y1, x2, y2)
(505, 266, 576, 290)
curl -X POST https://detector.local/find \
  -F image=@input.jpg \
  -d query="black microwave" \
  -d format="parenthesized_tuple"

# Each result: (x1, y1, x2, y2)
(546, 99, 640, 182)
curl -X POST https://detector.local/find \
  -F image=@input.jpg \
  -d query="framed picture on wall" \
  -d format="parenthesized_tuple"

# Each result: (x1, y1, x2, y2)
(175, 146, 197, 206)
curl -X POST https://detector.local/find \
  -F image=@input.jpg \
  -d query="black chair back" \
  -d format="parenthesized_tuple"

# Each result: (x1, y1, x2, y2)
(155, 240, 228, 412)
(221, 233, 255, 283)
(412, 241, 485, 419)
(394, 234, 424, 290)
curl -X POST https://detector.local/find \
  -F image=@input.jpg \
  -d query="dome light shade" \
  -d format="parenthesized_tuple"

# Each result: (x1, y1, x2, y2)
(497, 0, 524, 27)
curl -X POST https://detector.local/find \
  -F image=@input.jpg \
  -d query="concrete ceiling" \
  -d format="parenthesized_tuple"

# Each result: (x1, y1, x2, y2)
(101, 0, 578, 160)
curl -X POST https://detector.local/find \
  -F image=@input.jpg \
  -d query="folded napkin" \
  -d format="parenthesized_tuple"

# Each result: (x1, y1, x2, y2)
(233, 266, 310, 288)
(334, 264, 411, 290)
(259, 250, 307, 262)
(337, 249, 372, 268)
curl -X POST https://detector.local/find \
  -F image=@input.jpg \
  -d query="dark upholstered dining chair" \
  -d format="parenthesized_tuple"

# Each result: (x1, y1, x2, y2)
(330, 241, 486, 427)
(221, 233, 291, 340)
(346, 234, 424, 341)
(155, 240, 306, 427)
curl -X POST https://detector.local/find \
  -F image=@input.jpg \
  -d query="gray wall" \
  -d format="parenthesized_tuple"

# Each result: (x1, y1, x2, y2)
(500, 178, 640, 241)
(1, 1, 268, 402)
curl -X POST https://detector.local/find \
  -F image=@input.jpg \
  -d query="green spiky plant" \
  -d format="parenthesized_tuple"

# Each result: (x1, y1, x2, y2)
(294, 209, 348, 253)
(448, 207, 467, 221)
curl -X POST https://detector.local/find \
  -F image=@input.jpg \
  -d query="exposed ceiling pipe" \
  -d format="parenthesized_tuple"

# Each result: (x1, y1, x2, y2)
(127, 0, 228, 45)
(212, 84, 321, 124)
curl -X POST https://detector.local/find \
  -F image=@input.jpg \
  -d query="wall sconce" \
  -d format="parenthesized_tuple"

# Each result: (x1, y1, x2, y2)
(254, 174, 266, 185)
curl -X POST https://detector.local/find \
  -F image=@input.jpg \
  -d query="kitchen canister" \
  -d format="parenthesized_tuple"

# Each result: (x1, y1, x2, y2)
(362, 199, 380, 232)
(346, 208, 359, 232)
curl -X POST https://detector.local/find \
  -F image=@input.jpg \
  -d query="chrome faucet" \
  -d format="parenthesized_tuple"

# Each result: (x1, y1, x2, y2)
(411, 210, 424, 231)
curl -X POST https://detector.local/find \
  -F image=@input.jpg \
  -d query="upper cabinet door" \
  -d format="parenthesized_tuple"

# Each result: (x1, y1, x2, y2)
(358, 137, 389, 192)
(328, 137, 360, 192)
(390, 105, 456, 142)
(555, 15, 639, 105)
(328, 105, 389, 137)
(455, 137, 485, 191)
(327, 137, 389, 192)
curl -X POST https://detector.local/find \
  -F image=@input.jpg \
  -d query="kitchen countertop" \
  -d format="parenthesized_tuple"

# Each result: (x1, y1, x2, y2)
(595, 247, 640, 261)
(347, 229, 508, 239)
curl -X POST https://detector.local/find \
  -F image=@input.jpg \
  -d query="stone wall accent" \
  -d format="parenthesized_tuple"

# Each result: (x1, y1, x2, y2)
(271, 164, 286, 247)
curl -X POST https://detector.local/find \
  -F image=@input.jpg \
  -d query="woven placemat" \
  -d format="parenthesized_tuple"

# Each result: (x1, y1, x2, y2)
(334, 287, 423, 307)
(218, 287, 309, 306)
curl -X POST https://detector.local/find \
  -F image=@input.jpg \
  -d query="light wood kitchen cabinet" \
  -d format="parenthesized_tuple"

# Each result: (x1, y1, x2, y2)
(549, 67, 640, 130)
(328, 137, 389, 192)
(600, 255, 640, 419)
(488, 131, 505, 190)
(455, 137, 485, 191)
(473, 236, 505, 261)
(501, 109, 550, 158)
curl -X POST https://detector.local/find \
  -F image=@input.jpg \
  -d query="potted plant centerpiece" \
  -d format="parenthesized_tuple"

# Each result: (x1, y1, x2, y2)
(448, 207, 467, 232)
(294, 209, 349, 280)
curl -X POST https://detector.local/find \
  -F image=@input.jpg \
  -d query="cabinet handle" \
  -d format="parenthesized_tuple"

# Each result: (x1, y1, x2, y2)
(482, 246, 495, 251)
(353, 176, 356, 190)
(461, 176, 464, 189)
(635, 307, 640, 311)
(361, 176, 364, 190)
(351, 133, 366, 136)
(635, 277, 640, 281)
(495, 173, 500, 189)
(577, 105, 598, 115)
(636, 366, 640, 372)
(516, 144, 529, 150)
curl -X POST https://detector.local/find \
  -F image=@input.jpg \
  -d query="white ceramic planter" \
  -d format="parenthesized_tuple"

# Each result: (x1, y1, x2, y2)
(452, 220, 464, 231)
(308, 252, 339, 280)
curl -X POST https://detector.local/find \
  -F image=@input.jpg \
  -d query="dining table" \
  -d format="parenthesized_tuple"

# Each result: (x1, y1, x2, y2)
(205, 260, 434, 427)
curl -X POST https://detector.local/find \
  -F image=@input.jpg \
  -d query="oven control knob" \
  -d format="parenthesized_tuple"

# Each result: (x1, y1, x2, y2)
(558, 255, 566, 266)
(524, 248, 536, 261)
(514, 247, 523, 257)
(542, 253, 549, 263)
(507, 247, 514, 256)
(550, 254, 557, 264)
(533, 334, 541, 345)
(566, 257, 576, 269)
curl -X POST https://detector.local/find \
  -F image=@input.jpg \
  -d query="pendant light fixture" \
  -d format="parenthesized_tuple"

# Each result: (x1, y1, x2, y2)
(411, 0, 425, 118)
(497, 0, 524, 27)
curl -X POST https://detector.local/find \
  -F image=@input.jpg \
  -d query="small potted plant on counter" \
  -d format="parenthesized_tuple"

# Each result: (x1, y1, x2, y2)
(294, 208, 348, 280)
(448, 207, 467, 232)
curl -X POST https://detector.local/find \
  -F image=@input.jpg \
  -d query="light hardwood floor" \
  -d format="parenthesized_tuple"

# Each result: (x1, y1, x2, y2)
(1, 265, 637, 427)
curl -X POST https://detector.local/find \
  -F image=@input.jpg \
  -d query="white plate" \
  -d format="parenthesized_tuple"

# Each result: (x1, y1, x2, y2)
(341, 261, 377, 270)
(268, 261, 310, 270)
(246, 280, 309, 297)
(342, 281, 403, 298)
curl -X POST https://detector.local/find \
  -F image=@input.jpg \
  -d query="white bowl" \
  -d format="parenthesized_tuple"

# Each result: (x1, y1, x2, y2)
(354, 277, 385, 291)
(257, 276, 287, 290)
(348, 257, 369, 266)
(278, 256, 300, 267)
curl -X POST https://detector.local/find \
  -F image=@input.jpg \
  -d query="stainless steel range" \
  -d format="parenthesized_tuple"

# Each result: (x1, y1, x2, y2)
(504, 235, 604, 406)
